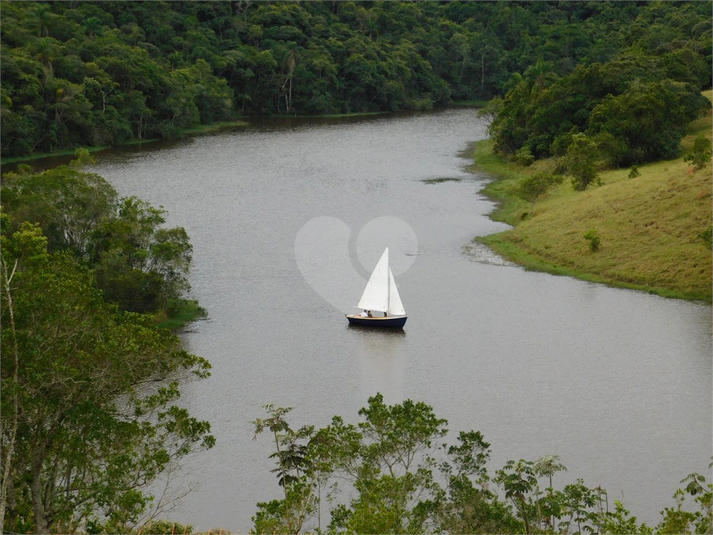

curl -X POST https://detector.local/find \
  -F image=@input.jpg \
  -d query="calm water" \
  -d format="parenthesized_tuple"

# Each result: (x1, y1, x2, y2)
(90, 109, 712, 532)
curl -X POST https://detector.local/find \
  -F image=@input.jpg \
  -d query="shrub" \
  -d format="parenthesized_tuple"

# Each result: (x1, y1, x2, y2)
(684, 135, 712, 170)
(584, 229, 601, 251)
(515, 146, 535, 166)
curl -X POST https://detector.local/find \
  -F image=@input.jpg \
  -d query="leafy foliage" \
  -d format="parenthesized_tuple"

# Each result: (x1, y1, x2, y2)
(1, 157, 193, 314)
(684, 134, 713, 170)
(2, 2, 710, 159)
(0, 220, 214, 534)
(587, 80, 709, 166)
(252, 398, 712, 535)
(488, 2, 711, 167)
(511, 171, 563, 214)
(565, 134, 600, 191)
(584, 229, 602, 252)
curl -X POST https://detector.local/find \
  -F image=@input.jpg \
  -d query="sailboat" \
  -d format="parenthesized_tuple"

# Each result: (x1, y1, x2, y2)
(345, 247, 407, 328)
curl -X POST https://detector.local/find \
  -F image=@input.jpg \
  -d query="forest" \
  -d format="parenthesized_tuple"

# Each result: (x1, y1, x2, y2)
(1, 1, 711, 161)
(1, 2, 712, 533)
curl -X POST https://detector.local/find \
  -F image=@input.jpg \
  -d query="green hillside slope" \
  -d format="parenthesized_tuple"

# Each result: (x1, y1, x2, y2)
(473, 94, 712, 301)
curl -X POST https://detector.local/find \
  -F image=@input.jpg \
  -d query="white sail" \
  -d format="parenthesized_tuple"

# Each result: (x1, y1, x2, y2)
(387, 267, 405, 316)
(357, 248, 390, 313)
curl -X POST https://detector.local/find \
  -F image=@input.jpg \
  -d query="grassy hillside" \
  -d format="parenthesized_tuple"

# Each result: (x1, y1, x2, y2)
(472, 93, 712, 302)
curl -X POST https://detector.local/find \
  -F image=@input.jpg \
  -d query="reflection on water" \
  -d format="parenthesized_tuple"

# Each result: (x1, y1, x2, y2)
(346, 324, 407, 337)
(348, 325, 407, 403)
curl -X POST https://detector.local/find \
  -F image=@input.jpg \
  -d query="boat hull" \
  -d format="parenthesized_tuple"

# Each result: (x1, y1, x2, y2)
(345, 315, 407, 329)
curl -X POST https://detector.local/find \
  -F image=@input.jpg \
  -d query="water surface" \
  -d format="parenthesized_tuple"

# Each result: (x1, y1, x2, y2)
(91, 109, 712, 531)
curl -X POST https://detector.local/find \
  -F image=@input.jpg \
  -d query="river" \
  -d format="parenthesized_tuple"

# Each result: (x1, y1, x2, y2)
(89, 108, 712, 532)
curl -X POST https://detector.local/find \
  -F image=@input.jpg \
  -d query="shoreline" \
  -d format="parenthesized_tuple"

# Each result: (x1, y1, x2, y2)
(469, 139, 712, 303)
(1, 105, 486, 167)
(156, 299, 208, 332)
(0, 119, 251, 167)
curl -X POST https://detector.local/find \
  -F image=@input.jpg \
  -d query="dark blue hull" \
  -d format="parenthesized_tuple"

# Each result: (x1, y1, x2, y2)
(346, 315, 407, 329)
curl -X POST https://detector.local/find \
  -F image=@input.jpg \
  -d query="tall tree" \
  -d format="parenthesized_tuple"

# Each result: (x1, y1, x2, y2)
(0, 219, 214, 534)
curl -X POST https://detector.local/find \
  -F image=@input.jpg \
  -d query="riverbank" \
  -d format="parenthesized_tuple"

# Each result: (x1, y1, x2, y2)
(470, 114, 712, 302)
(0, 120, 251, 166)
(156, 299, 208, 331)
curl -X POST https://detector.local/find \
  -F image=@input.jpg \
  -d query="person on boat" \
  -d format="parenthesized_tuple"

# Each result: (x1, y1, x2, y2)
(384, 312, 387, 317)
(360, 310, 368, 317)
(367, 310, 373, 317)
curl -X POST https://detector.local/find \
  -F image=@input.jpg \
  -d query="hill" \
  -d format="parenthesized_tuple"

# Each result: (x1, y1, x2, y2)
(472, 92, 712, 302)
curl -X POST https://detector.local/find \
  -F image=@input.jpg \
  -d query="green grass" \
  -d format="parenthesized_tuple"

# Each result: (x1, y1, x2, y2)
(471, 103, 713, 302)
(156, 299, 208, 331)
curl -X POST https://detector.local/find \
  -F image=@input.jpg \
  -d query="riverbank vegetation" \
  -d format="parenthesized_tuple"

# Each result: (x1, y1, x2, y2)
(472, 92, 712, 302)
(249, 397, 712, 535)
(0, 151, 215, 534)
(0, 222, 214, 534)
(1, 150, 205, 324)
(2, 2, 711, 160)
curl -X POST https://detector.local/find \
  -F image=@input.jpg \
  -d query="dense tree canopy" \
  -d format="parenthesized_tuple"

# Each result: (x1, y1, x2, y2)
(2, 1, 710, 159)
(0, 216, 214, 534)
(488, 3, 711, 165)
(1, 156, 194, 314)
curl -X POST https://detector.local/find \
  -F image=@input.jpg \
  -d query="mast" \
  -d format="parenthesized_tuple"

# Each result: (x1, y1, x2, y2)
(386, 248, 390, 316)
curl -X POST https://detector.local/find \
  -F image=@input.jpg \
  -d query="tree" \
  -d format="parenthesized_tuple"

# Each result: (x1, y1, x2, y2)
(534, 455, 567, 531)
(435, 430, 520, 534)
(495, 459, 610, 534)
(251, 405, 319, 534)
(0, 220, 214, 534)
(93, 197, 193, 312)
(478, 96, 503, 128)
(523, 58, 557, 99)
(495, 459, 539, 533)
(587, 80, 710, 165)
(0, 164, 117, 259)
(252, 396, 521, 534)
(252, 398, 710, 534)
(1, 163, 194, 314)
(335, 394, 449, 533)
(657, 463, 713, 535)
(684, 134, 712, 170)
(2, 1, 711, 157)
(565, 133, 600, 191)
(512, 172, 563, 215)
(602, 501, 652, 534)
